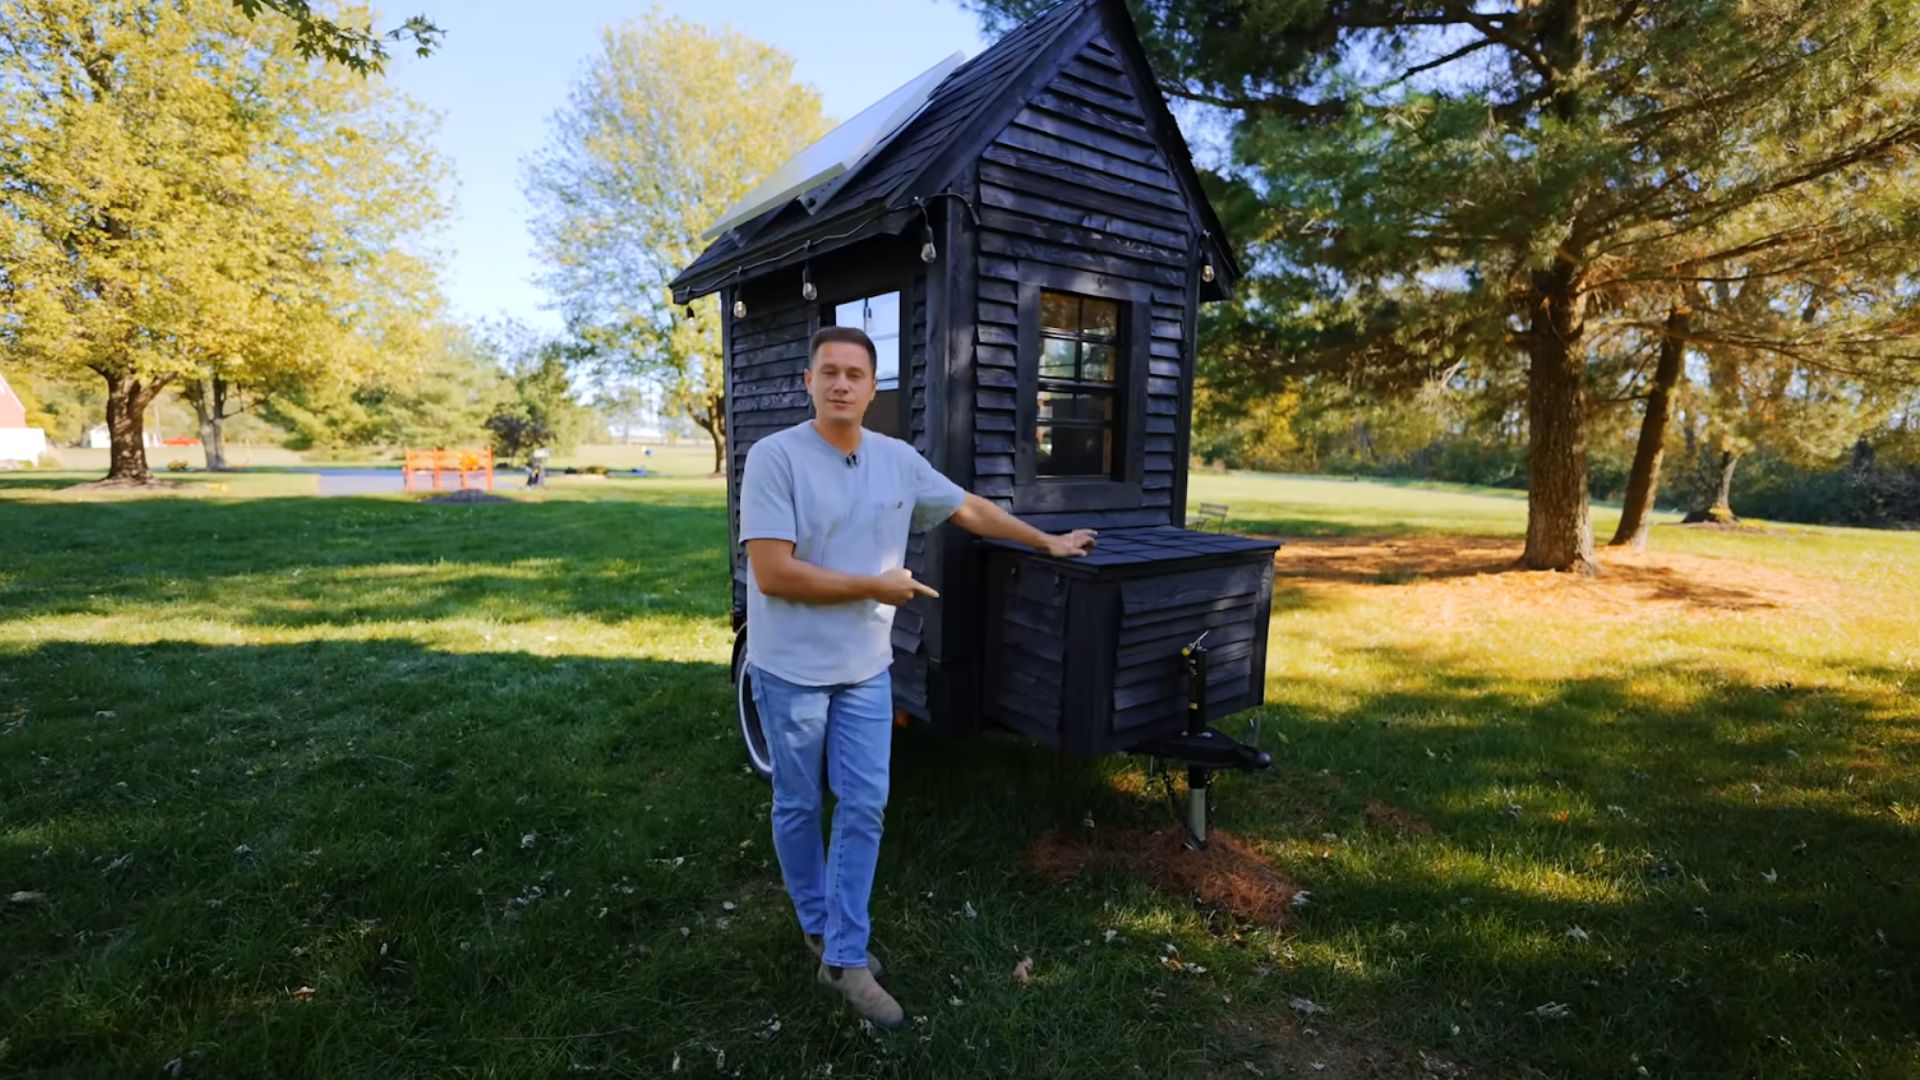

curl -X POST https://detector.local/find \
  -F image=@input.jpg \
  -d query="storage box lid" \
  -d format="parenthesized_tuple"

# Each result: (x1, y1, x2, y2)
(983, 524, 1278, 571)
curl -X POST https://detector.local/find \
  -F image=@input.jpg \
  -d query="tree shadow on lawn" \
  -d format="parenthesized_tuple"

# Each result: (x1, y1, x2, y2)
(2, 634, 1916, 1078)
(0, 494, 731, 627)
(1185, 644, 1919, 1078)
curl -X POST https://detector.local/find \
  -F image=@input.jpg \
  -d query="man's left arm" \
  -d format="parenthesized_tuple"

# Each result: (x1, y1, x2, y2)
(950, 494, 1096, 559)
(909, 453, 1096, 559)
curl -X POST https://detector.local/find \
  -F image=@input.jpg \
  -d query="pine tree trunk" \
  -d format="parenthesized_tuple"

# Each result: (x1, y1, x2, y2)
(1522, 264, 1597, 574)
(102, 371, 158, 483)
(1608, 306, 1689, 548)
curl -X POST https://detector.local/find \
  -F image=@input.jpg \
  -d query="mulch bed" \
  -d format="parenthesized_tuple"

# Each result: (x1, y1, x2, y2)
(421, 489, 512, 504)
(1027, 825, 1298, 928)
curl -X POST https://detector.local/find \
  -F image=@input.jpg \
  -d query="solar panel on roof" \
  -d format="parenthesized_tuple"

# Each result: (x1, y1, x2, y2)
(699, 52, 967, 243)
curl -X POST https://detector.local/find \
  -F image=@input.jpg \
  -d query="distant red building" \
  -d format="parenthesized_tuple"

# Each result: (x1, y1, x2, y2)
(0, 372, 26, 429)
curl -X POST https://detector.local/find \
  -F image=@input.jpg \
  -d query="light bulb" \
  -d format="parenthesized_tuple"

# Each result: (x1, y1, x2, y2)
(733, 297, 746, 319)
(801, 266, 817, 302)
(920, 223, 937, 264)
(1201, 262, 1216, 284)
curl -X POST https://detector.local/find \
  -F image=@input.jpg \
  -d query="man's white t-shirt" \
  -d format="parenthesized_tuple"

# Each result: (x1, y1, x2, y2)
(738, 422, 966, 687)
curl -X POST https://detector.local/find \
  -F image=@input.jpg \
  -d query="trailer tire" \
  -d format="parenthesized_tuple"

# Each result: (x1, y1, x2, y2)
(732, 626, 774, 782)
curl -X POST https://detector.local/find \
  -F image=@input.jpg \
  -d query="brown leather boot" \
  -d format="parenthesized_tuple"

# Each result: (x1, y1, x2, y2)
(804, 933, 885, 980)
(816, 962, 906, 1030)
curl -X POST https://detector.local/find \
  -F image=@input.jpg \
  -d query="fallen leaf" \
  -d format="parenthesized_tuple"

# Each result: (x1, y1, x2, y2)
(962, 900, 978, 920)
(1527, 1001, 1572, 1020)
(1103, 929, 1118, 944)
(721, 901, 736, 912)
(292, 986, 316, 1001)
(7, 891, 46, 905)
(1762, 869, 1779, 884)
(521, 833, 537, 850)
(1290, 890, 1312, 908)
(1565, 925, 1590, 942)
(1012, 956, 1033, 986)
(1290, 997, 1324, 1016)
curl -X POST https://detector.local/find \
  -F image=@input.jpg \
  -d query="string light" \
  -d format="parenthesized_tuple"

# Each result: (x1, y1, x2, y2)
(920, 221, 937, 264)
(694, 190, 980, 297)
(1201, 262, 1216, 284)
(733, 296, 747, 319)
(801, 253, 817, 301)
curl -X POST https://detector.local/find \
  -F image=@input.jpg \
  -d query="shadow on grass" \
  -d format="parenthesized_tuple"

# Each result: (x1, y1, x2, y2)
(1189, 642, 1920, 1078)
(1, 632, 1916, 1078)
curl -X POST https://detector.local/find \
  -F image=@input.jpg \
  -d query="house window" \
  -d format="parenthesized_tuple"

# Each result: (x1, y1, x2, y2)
(1036, 290, 1122, 478)
(832, 292, 900, 390)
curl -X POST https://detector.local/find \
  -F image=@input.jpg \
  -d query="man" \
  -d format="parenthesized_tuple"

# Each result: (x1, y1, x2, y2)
(739, 324, 1096, 1029)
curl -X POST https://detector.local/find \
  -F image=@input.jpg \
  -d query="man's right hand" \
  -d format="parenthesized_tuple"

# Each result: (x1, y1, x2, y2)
(871, 567, 939, 605)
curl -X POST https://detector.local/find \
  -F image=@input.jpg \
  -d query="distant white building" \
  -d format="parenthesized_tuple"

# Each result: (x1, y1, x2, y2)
(85, 424, 161, 450)
(0, 370, 49, 463)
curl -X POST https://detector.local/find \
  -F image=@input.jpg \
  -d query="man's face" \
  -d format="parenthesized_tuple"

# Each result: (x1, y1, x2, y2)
(805, 341, 877, 425)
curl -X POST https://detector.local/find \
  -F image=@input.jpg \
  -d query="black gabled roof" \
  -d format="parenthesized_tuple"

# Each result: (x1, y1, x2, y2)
(670, 0, 1237, 304)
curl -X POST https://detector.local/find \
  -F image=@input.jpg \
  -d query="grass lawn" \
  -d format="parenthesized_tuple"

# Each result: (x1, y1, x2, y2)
(42, 442, 721, 480)
(1, 469, 1915, 1078)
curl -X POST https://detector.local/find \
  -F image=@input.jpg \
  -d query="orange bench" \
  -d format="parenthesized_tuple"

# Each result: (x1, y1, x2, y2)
(403, 448, 494, 493)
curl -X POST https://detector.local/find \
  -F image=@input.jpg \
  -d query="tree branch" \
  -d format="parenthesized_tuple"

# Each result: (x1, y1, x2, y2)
(1159, 81, 1349, 122)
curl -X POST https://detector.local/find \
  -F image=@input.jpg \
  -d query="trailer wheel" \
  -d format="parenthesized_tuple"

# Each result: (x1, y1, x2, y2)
(731, 626, 773, 782)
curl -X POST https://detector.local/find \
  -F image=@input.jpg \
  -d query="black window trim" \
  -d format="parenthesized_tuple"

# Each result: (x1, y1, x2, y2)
(816, 284, 908, 437)
(1013, 264, 1150, 514)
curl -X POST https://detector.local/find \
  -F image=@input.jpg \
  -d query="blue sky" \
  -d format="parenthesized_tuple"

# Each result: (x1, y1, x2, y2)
(383, 0, 992, 333)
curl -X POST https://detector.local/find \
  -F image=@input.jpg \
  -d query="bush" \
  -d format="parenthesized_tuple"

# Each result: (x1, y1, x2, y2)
(1713, 449, 1920, 528)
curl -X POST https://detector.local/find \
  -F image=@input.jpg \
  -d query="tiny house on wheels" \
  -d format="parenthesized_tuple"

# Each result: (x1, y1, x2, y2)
(670, 0, 1278, 840)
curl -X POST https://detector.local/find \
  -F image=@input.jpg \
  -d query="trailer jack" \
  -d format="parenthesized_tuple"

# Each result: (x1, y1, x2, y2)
(1134, 634, 1272, 850)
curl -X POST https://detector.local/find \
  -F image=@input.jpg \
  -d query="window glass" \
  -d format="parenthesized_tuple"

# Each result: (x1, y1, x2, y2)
(833, 292, 900, 388)
(1035, 288, 1123, 479)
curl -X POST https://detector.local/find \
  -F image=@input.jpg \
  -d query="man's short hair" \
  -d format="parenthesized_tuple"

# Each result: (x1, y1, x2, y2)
(809, 326, 877, 372)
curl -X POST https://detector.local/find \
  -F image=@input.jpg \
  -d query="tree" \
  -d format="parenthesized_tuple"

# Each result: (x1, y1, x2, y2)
(0, 0, 447, 482)
(481, 327, 595, 465)
(264, 322, 501, 451)
(524, 12, 830, 476)
(229, 0, 441, 74)
(969, 0, 1920, 571)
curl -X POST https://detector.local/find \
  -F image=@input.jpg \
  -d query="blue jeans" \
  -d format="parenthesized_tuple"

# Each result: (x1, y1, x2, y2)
(749, 665, 892, 969)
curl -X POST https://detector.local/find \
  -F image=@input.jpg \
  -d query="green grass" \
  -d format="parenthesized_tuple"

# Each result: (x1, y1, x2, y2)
(38, 441, 719, 479)
(2, 470, 1916, 1078)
